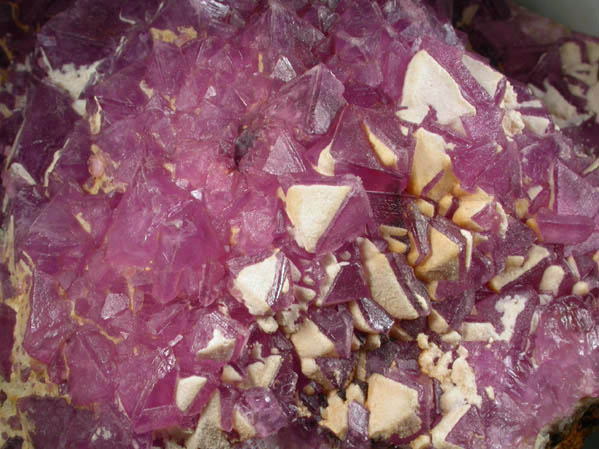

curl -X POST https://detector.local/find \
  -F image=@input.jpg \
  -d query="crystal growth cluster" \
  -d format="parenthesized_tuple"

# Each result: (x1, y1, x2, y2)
(0, 1, 598, 449)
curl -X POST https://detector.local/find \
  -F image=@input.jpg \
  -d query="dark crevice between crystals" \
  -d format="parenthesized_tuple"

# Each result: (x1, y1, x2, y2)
(545, 398, 599, 449)
(234, 127, 257, 167)
(0, 49, 9, 69)
(1, 437, 24, 449)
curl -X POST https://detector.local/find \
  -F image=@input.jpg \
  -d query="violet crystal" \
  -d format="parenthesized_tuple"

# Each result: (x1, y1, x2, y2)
(1, 0, 599, 449)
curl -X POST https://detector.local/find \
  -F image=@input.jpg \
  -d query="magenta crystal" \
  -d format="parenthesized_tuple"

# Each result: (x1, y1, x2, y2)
(2, 0, 599, 448)
(23, 270, 75, 365)
(239, 388, 287, 438)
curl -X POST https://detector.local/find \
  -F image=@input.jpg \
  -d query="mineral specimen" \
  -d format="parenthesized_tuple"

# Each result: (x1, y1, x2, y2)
(0, 1, 598, 449)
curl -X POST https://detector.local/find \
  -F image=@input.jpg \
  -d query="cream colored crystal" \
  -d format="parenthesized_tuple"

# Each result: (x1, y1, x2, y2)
(539, 265, 565, 295)
(366, 374, 422, 439)
(291, 319, 336, 359)
(522, 115, 550, 135)
(196, 329, 236, 361)
(233, 410, 256, 441)
(320, 393, 349, 439)
(359, 238, 419, 320)
(176, 376, 207, 412)
(234, 252, 279, 315)
(415, 227, 460, 282)
(285, 184, 350, 252)
(462, 54, 503, 98)
(409, 128, 456, 200)
(363, 122, 398, 168)
(245, 355, 283, 388)
(186, 392, 230, 449)
(490, 245, 550, 292)
(315, 141, 335, 176)
(398, 50, 476, 130)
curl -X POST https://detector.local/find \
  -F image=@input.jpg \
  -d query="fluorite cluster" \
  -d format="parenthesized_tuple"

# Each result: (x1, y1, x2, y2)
(0, 1, 598, 449)
(453, 0, 599, 156)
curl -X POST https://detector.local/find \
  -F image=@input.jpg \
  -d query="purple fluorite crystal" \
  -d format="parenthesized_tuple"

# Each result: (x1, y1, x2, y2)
(1, 0, 599, 448)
